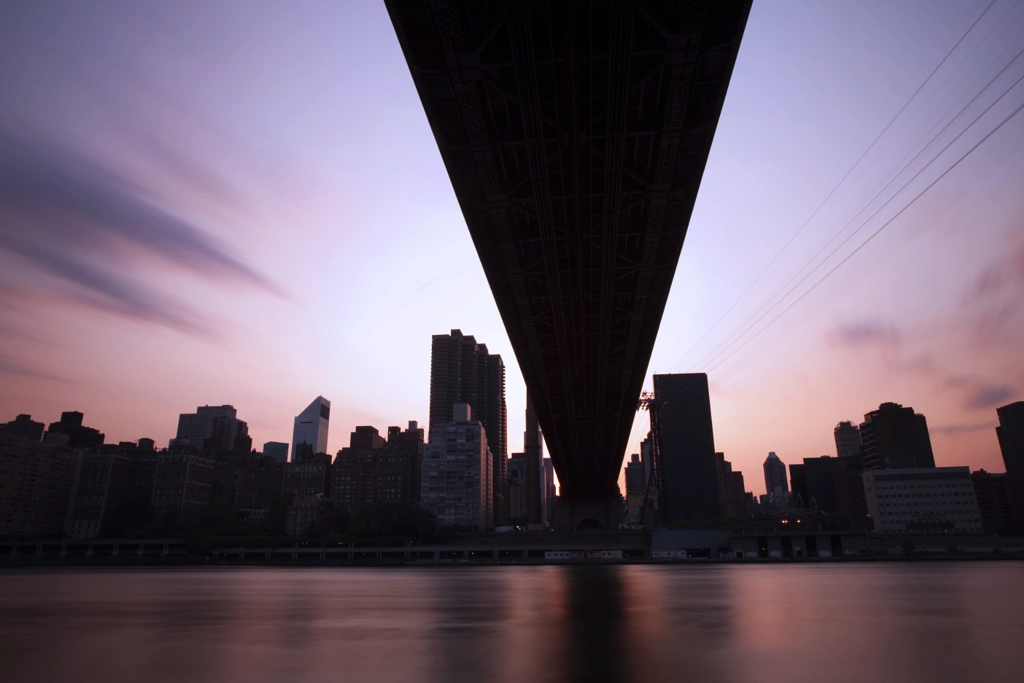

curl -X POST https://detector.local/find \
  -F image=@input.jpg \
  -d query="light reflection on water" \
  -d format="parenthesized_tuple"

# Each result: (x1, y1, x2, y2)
(1, 563, 1022, 683)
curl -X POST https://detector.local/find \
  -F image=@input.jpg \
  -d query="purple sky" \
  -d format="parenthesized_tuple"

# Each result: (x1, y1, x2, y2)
(1, 0, 1022, 495)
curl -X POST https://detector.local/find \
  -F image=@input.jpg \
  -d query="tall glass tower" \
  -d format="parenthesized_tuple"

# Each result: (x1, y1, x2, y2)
(292, 396, 330, 460)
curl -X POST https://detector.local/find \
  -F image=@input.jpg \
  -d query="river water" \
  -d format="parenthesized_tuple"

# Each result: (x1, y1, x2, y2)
(1, 563, 1022, 683)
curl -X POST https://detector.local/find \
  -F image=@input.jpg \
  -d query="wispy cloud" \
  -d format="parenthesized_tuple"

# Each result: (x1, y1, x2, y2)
(971, 243, 1024, 299)
(930, 421, 995, 436)
(0, 354, 66, 383)
(945, 375, 1017, 411)
(830, 319, 1021, 412)
(0, 127, 284, 334)
(829, 321, 901, 349)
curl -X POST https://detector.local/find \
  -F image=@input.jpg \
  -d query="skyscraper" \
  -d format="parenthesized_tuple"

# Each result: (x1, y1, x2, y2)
(834, 421, 862, 458)
(763, 452, 788, 497)
(523, 393, 543, 525)
(859, 402, 935, 470)
(507, 452, 527, 523)
(652, 373, 721, 522)
(996, 401, 1024, 525)
(429, 330, 507, 524)
(292, 396, 330, 459)
(789, 463, 808, 509)
(175, 405, 246, 454)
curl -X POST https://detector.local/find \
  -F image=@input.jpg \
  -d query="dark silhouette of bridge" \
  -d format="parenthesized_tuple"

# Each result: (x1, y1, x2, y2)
(387, 0, 752, 526)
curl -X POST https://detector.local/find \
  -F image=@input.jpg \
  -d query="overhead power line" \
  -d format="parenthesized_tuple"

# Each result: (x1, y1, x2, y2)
(695, 41, 1024, 373)
(665, 0, 1003, 372)
(705, 88, 1024, 375)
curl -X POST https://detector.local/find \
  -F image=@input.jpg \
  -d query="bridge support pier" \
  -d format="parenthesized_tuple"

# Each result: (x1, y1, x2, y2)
(554, 497, 625, 531)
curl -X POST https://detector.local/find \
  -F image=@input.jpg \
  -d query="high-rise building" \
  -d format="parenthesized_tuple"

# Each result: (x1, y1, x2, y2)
(640, 433, 653, 488)
(332, 427, 386, 513)
(175, 405, 248, 454)
(66, 442, 158, 539)
(284, 450, 332, 499)
(522, 394, 543, 525)
(652, 373, 721, 521)
(380, 421, 425, 504)
(331, 422, 424, 513)
(863, 467, 982, 534)
(803, 456, 840, 513)
(0, 432, 79, 537)
(429, 330, 507, 524)
(834, 455, 869, 528)
(420, 403, 493, 531)
(834, 421, 862, 458)
(507, 452, 528, 523)
(763, 452, 788, 497)
(262, 441, 288, 464)
(971, 470, 1018, 534)
(859, 402, 935, 470)
(996, 401, 1024, 525)
(46, 411, 105, 449)
(151, 452, 214, 511)
(714, 453, 747, 519)
(292, 396, 330, 459)
(0, 414, 45, 441)
(210, 452, 265, 509)
(623, 453, 647, 526)
(790, 463, 808, 509)
(624, 454, 646, 495)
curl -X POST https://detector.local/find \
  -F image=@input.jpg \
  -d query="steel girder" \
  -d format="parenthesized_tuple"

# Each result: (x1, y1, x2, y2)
(386, 0, 751, 500)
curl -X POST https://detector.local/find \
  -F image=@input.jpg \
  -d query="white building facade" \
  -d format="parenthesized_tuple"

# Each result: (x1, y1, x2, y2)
(420, 403, 493, 531)
(292, 396, 330, 459)
(863, 466, 982, 534)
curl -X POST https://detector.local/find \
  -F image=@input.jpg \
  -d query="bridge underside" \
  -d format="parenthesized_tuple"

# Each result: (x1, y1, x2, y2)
(387, 0, 751, 500)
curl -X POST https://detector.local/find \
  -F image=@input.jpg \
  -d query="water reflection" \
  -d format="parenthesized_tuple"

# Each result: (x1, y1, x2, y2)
(0, 564, 1022, 683)
(557, 566, 629, 683)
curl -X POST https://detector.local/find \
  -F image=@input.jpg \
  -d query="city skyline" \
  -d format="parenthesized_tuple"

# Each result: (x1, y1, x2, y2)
(2, 0, 1023, 494)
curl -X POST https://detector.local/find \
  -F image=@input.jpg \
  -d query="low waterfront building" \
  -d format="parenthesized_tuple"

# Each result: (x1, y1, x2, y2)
(863, 467, 982, 534)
